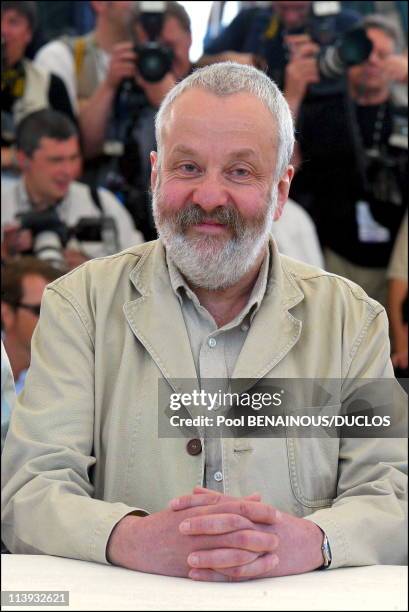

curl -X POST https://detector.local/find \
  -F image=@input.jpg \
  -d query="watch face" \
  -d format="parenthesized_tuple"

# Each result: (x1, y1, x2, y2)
(322, 535, 332, 567)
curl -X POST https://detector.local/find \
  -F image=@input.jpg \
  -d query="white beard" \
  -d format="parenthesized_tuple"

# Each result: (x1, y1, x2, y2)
(153, 183, 277, 291)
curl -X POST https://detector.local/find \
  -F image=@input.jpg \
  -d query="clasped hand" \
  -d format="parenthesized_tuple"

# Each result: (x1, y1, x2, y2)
(107, 486, 324, 581)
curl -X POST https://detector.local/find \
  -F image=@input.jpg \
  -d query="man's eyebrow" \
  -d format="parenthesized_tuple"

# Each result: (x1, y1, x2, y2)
(227, 148, 260, 161)
(169, 145, 199, 157)
(169, 146, 260, 160)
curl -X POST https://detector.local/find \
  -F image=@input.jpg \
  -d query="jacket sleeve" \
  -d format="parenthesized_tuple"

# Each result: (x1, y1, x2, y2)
(1, 284, 145, 564)
(305, 308, 408, 568)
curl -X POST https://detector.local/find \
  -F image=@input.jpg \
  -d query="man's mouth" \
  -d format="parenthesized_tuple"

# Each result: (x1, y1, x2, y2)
(191, 220, 228, 234)
(54, 181, 70, 190)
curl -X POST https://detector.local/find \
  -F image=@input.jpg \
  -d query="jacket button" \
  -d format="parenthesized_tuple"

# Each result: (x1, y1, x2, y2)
(186, 439, 202, 456)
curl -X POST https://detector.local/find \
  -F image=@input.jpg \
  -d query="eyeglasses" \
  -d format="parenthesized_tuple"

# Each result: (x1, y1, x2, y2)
(15, 303, 41, 316)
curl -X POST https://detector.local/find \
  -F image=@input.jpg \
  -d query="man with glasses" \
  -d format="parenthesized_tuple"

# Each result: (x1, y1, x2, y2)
(1, 257, 62, 394)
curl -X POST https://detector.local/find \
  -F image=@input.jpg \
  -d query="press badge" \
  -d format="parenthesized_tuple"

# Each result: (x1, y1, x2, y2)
(356, 201, 390, 243)
(103, 140, 124, 156)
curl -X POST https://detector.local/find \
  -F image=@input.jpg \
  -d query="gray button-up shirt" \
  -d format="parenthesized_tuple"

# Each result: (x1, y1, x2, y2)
(166, 247, 270, 491)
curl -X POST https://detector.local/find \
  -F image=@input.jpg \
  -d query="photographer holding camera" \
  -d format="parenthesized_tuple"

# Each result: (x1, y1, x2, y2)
(35, 1, 194, 241)
(1, 1, 75, 173)
(199, 1, 360, 86)
(1, 109, 143, 271)
(289, 14, 408, 306)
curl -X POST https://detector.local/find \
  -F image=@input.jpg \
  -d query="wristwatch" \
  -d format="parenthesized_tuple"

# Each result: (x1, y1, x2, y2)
(321, 533, 332, 568)
(128, 509, 149, 518)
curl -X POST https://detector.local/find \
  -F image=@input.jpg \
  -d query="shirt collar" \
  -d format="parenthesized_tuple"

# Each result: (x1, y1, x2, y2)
(16, 177, 69, 214)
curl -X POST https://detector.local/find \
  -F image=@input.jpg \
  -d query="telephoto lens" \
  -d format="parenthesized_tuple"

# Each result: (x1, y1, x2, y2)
(318, 26, 373, 79)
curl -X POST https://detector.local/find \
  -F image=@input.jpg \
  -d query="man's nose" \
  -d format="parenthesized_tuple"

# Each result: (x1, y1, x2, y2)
(60, 160, 77, 176)
(367, 48, 381, 65)
(191, 173, 229, 212)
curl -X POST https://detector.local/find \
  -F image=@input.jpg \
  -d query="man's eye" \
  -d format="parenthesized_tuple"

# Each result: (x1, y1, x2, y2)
(179, 164, 198, 173)
(230, 167, 250, 177)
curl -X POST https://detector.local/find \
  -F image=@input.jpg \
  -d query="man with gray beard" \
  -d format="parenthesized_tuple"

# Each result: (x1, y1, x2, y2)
(2, 63, 406, 580)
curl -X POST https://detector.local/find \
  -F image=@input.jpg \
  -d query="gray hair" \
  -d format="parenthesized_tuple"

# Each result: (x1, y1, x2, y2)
(155, 62, 295, 180)
(362, 14, 400, 48)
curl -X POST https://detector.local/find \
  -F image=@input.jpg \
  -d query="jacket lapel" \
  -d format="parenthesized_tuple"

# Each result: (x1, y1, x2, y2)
(124, 239, 304, 397)
(123, 241, 199, 396)
(231, 240, 304, 393)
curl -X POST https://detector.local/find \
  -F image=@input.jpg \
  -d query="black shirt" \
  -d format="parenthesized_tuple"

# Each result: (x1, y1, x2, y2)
(291, 93, 407, 268)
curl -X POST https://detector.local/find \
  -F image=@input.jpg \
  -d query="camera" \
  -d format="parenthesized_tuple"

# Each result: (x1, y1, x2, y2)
(364, 107, 408, 206)
(16, 209, 120, 269)
(284, 1, 373, 95)
(318, 26, 373, 80)
(133, 1, 173, 82)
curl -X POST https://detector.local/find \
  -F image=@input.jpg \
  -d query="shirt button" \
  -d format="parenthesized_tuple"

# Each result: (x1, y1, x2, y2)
(186, 439, 202, 456)
(241, 323, 249, 332)
(214, 471, 223, 482)
(208, 337, 217, 348)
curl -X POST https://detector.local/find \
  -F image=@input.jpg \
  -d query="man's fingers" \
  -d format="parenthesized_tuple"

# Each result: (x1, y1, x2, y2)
(219, 528, 279, 554)
(209, 500, 281, 525)
(244, 493, 262, 501)
(169, 493, 220, 510)
(188, 569, 231, 582)
(193, 486, 211, 494)
(188, 548, 259, 569)
(216, 553, 279, 579)
(188, 554, 278, 582)
(179, 513, 255, 535)
(193, 486, 261, 499)
(169, 490, 261, 510)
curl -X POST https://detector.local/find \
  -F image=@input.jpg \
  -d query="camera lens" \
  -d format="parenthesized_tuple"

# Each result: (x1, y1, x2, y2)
(137, 43, 173, 82)
(33, 232, 66, 270)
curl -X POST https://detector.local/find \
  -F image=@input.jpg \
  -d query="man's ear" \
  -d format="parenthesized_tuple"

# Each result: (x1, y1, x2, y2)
(274, 165, 295, 221)
(150, 151, 158, 191)
(16, 151, 30, 172)
(1, 302, 16, 333)
(90, 1, 104, 15)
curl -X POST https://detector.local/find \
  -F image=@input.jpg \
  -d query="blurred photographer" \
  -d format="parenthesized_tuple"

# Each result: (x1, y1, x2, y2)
(35, 1, 193, 240)
(1, 109, 143, 270)
(199, 1, 360, 87)
(1, 257, 62, 394)
(1, 1, 75, 173)
(290, 14, 408, 305)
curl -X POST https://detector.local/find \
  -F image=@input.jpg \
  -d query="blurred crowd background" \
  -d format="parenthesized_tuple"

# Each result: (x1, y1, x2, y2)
(1, 1, 408, 413)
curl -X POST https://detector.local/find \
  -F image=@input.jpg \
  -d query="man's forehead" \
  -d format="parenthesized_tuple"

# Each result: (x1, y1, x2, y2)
(22, 274, 48, 296)
(166, 89, 276, 135)
(2, 8, 30, 23)
(169, 143, 264, 162)
(367, 27, 395, 50)
(161, 90, 277, 161)
(37, 136, 79, 150)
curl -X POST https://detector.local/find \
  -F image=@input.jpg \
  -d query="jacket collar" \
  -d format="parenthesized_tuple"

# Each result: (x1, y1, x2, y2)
(124, 238, 304, 393)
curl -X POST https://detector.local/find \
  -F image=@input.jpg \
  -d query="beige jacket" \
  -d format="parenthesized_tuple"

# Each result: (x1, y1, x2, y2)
(1, 239, 407, 567)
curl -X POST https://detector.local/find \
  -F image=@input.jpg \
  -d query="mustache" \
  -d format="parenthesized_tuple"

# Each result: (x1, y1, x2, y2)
(167, 203, 247, 237)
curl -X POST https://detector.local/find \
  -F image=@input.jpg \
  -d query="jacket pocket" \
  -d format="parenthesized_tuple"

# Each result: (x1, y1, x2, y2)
(286, 434, 340, 508)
